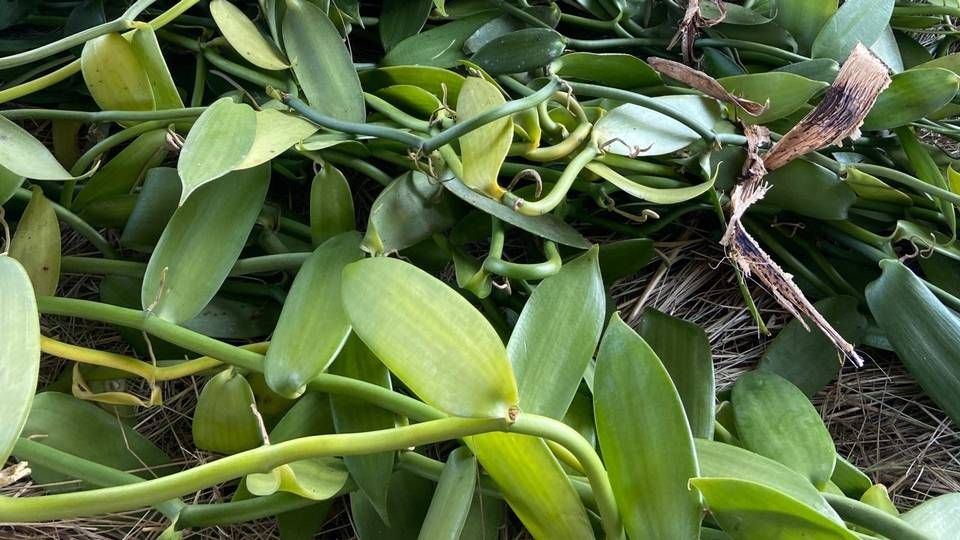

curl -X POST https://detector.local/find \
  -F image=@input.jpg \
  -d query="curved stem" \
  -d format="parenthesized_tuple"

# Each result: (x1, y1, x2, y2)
(282, 93, 426, 149)
(0, 417, 511, 522)
(484, 241, 562, 280)
(524, 121, 593, 162)
(822, 493, 931, 540)
(505, 144, 599, 216)
(0, 17, 130, 71)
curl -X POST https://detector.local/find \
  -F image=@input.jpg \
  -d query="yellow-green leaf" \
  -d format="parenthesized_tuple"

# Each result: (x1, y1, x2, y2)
(193, 368, 263, 454)
(265, 231, 363, 397)
(211, 0, 289, 70)
(0, 255, 40, 465)
(9, 187, 61, 296)
(73, 129, 169, 211)
(81, 32, 155, 112)
(177, 97, 258, 204)
(418, 446, 477, 539)
(310, 163, 355, 246)
(130, 24, 184, 110)
(341, 256, 518, 418)
(457, 77, 512, 199)
(0, 116, 74, 180)
(142, 164, 270, 324)
(594, 313, 701, 539)
(235, 108, 319, 170)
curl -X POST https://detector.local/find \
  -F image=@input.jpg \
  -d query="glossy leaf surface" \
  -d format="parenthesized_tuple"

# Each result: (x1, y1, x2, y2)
(0, 256, 40, 465)
(177, 97, 257, 203)
(457, 77, 512, 199)
(211, 0, 289, 70)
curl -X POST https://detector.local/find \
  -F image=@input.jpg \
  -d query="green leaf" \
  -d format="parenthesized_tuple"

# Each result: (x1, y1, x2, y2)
(913, 53, 960, 119)
(235, 109, 319, 170)
(283, 0, 365, 122)
(329, 334, 396, 521)
(374, 84, 444, 118)
(457, 76, 512, 199)
(773, 0, 837, 53)
(9, 187, 61, 297)
(811, 0, 894, 62)
(193, 368, 263, 454)
(773, 58, 840, 84)
(211, 0, 289, 70)
(120, 167, 181, 252)
(733, 371, 836, 488)
(142, 164, 270, 324)
(637, 308, 715, 439)
(762, 159, 856, 220)
(865, 259, 960, 426)
(247, 458, 348, 500)
(0, 166, 23, 204)
(843, 167, 913, 205)
(379, 0, 433, 51)
(265, 232, 363, 397)
(870, 25, 904, 73)
(586, 162, 716, 203)
(597, 238, 655, 283)
(902, 493, 960, 540)
(73, 129, 169, 211)
(831, 455, 872, 499)
(860, 484, 898, 515)
(719, 72, 829, 124)
(696, 439, 843, 522)
(594, 313, 701, 539)
(592, 96, 722, 157)
(360, 66, 466, 107)
(362, 171, 458, 255)
(81, 32, 155, 112)
(441, 177, 591, 249)
(418, 447, 477, 539)
(310, 163, 355, 246)
(0, 256, 40, 465)
(897, 126, 956, 236)
(129, 24, 185, 110)
(470, 28, 565, 75)
(691, 478, 859, 540)
(341, 256, 519, 418)
(19, 392, 171, 489)
(759, 296, 866, 396)
(382, 12, 497, 68)
(177, 97, 257, 203)
(0, 116, 74, 180)
(352, 470, 435, 539)
(509, 247, 604, 419)
(465, 432, 593, 538)
(862, 68, 960, 131)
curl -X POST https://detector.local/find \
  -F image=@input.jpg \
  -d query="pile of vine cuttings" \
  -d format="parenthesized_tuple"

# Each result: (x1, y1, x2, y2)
(2, 0, 960, 538)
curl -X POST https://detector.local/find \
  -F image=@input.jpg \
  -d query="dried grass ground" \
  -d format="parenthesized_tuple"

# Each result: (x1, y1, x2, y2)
(3, 224, 959, 539)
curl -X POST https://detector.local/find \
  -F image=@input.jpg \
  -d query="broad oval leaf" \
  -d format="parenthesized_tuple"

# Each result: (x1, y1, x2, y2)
(130, 24, 184, 110)
(774, 58, 840, 84)
(362, 171, 457, 256)
(142, 164, 270, 324)
(341, 256, 519, 418)
(417, 446, 477, 539)
(0, 116, 73, 180)
(9, 187, 61, 296)
(379, 0, 433, 51)
(733, 370, 836, 488)
(0, 166, 23, 204)
(902, 493, 960, 540)
(696, 439, 843, 522)
(691, 478, 859, 540)
(594, 313, 701, 539)
(236, 109, 319, 170)
(866, 259, 960, 426)
(80, 32, 155, 112)
(265, 232, 363, 397)
(774, 0, 837, 53)
(470, 28, 565, 75)
(811, 0, 894, 62)
(120, 167, 181, 252)
(509, 247, 604, 419)
(552, 52, 660, 89)
(0, 255, 40, 465)
(465, 432, 593, 538)
(330, 334, 396, 522)
(360, 66, 466, 107)
(592, 96, 721, 157)
(211, 0, 289, 70)
(457, 77, 512, 198)
(283, 0, 365, 122)
(18, 392, 172, 489)
(193, 368, 262, 454)
(763, 159, 856, 220)
(637, 308, 715, 439)
(382, 12, 497, 68)
(310, 163, 355, 246)
(352, 470, 436, 539)
(862, 68, 960, 131)
(177, 97, 257, 204)
(719, 72, 829, 124)
(375, 84, 444, 118)
(759, 296, 866, 397)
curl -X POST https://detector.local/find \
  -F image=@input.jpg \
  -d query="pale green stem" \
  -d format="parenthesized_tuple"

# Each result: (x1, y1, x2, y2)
(822, 493, 931, 540)
(504, 144, 600, 216)
(0, 107, 205, 123)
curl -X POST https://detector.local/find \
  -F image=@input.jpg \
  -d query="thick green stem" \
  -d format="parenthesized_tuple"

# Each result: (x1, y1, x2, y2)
(0, 418, 510, 521)
(564, 37, 809, 62)
(60, 252, 309, 277)
(504, 145, 599, 216)
(283, 94, 426, 148)
(484, 240, 562, 280)
(822, 493, 931, 540)
(0, 107, 205, 123)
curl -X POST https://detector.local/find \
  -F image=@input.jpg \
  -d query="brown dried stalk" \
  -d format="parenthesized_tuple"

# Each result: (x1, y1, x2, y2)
(722, 44, 891, 367)
(668, 0, 725, 63)
(648, 57, 768, 116)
